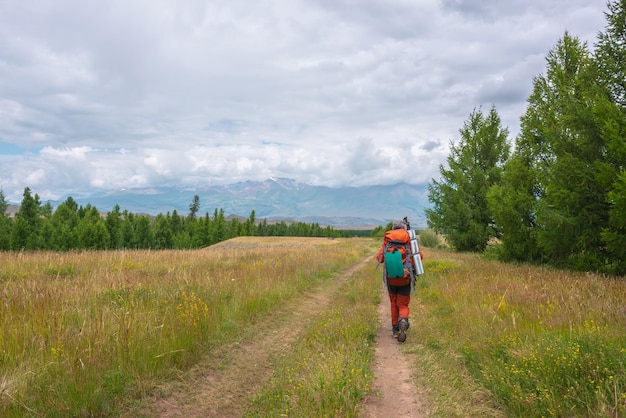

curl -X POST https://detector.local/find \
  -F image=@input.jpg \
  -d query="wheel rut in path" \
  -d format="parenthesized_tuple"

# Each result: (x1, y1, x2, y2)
(358, 283, 430, 418)
(142, 256, 372, 418)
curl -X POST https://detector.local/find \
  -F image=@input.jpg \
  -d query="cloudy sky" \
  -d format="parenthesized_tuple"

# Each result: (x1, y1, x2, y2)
(0, 0, 607, 202)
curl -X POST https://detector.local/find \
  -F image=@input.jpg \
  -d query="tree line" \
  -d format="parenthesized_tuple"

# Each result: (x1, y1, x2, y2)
(426, 1, 626, 276)
(0, 188, 350, 251)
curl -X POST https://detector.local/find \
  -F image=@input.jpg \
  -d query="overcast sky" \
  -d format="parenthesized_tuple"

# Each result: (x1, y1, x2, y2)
(0, 0, 607, 202)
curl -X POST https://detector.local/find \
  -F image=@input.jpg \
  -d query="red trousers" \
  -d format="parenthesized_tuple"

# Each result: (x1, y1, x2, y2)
(387, 284, 410, 326)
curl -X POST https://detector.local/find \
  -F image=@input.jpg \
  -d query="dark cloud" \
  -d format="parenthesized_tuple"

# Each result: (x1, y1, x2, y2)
(421, 140, 441, 152)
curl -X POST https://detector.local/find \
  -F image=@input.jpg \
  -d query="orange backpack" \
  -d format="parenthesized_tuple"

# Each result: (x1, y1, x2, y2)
(382, 229, 412, 287)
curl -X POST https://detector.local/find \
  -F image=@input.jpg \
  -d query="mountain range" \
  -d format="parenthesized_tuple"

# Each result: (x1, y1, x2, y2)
(14, 178, 431, 228)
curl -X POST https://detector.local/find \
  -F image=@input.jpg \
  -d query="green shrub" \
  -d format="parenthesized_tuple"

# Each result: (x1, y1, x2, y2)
(418, 229, 440, 248)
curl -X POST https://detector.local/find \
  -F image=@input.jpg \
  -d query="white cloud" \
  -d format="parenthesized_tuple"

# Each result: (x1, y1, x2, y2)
(0, 0, 609, 202)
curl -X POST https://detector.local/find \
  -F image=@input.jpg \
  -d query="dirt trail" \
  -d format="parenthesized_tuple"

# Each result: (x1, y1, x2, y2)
(139, 257, 428, 417)
(359, 284, 429, 417)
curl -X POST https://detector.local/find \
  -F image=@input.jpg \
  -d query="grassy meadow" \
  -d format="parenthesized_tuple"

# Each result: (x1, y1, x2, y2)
(0, 237, 377, 417)
(2, 237, 626, 417)
(411, 249, 626, 417)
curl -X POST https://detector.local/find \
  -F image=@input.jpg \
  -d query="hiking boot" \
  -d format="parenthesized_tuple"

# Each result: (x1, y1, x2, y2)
(392, 325, 400, 339)
(399, 317, 410, 330)
(397, 318, 409, 343)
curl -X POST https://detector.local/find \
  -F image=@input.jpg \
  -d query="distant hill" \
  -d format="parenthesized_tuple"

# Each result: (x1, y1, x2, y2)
(9, 178, 431, 228)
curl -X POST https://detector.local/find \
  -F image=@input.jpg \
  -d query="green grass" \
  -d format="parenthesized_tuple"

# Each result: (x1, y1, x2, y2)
(406, 249, 626, 417)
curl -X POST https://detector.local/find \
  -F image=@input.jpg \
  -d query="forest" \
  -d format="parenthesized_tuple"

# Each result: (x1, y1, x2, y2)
(0, 188, 351, 251)
(426, 1, 626, 276)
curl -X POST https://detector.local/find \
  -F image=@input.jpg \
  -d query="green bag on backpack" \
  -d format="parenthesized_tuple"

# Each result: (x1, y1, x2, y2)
(384, 249, 405, 278)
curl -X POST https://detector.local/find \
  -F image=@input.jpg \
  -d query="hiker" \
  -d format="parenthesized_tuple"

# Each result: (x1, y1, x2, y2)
(376, 218, 423, 342)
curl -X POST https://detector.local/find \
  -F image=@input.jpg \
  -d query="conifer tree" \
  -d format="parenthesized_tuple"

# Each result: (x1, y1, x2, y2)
(509, 32, 614, 270)
(188, 195, 200, 221)
(134, 215, 154, 248)
(426, 107, 510, 252)
(213, 208, 226, 242)
(488, 153, 541, 261)
(49, 197, 80, 250)
(154, 213, 173, 249)
(594, 0, 626, 274)
(76, 205, 110, 250)
(120, 211, 136, 248)
(11, 187, 42, 250)
(105, 205, 124, 249)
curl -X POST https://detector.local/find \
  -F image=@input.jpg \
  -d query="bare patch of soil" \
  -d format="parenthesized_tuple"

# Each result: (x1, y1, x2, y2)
(358, 285, 430, 417)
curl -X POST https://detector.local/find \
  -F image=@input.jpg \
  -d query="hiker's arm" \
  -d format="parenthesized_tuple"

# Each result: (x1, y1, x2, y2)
(375, 246, 384, 263)
(375, 237, 388, 263)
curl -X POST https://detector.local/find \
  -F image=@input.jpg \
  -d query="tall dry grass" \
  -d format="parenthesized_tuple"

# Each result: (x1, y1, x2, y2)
(409, 248, 626, 417)
(0, 237, 374, 417)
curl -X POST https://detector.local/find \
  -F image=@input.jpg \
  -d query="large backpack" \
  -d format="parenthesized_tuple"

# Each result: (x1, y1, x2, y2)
(383, 239, 413, 287)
